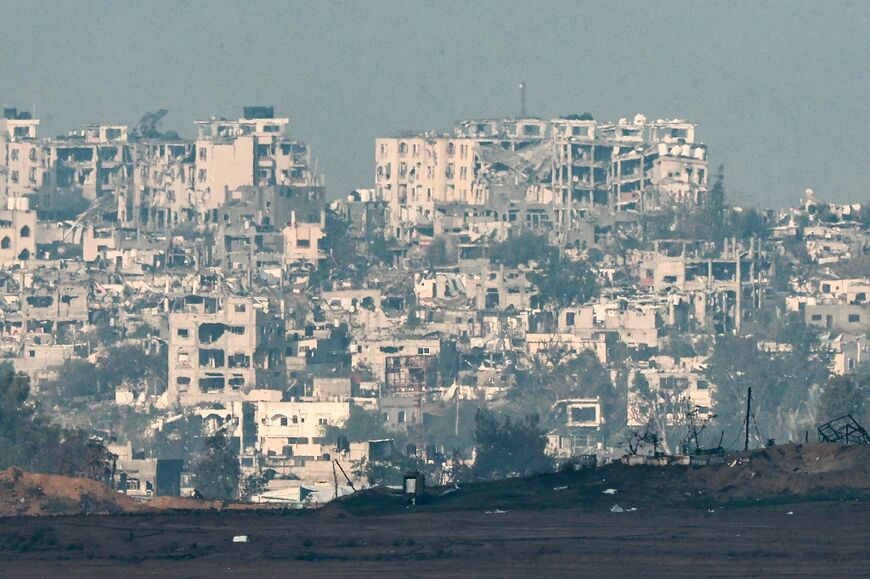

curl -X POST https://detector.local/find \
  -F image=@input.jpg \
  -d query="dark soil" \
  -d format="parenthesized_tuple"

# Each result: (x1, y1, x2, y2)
(1, 444, 869, 576)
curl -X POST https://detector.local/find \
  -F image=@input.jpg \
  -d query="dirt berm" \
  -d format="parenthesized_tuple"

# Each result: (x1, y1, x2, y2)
(332, 443, 870, 515)
(2, 443, 869, 517)
(0, 467, 145, 517)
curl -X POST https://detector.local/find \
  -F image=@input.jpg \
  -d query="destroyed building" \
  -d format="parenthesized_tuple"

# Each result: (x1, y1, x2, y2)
(375, 114, 708, 241)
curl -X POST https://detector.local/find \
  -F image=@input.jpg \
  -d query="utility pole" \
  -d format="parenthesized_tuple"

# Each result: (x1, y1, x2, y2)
(455, 389, 460, 437)
(744, 387, 752, 451)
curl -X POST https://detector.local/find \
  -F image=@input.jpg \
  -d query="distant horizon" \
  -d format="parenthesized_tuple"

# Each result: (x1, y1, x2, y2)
(2, 0, 868, 207)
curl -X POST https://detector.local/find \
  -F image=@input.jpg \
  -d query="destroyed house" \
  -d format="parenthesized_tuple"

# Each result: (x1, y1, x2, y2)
(167, 295, 285, 406)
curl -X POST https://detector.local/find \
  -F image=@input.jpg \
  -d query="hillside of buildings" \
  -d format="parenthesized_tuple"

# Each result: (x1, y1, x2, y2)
(0, 104, 868, 508)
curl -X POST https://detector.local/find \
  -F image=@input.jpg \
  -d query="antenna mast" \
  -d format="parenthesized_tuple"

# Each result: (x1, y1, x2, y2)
(518, 82, 527, 117)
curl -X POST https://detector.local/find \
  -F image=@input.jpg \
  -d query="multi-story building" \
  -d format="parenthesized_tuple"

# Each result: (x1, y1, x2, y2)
(2, 106, 323, 228)
(375, 114, 708, 239)
(0, 108, 43, 204)
(0, 196, 37, 263)
(167, 294, 285, 406)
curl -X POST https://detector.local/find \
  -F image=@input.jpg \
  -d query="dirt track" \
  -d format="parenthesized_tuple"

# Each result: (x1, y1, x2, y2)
(0, 500, 867, 577)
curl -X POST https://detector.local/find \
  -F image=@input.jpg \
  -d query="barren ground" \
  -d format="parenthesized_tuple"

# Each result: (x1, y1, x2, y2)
(2, 444, 869, 577)
(0, 500, 867, 577)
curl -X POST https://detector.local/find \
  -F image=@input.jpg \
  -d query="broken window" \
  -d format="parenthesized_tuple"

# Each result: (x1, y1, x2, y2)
(848, 314, 861, 323)
(0, 237, 9, 249)
(570, 406, 597, 423)
(566, 312, 576, 326)
(199, 375, 225, 391)
(177, 328, 190, 338)
(199, 349, 225, 368)
(228, 353, 250, 368)
(199, 323, 229, 344)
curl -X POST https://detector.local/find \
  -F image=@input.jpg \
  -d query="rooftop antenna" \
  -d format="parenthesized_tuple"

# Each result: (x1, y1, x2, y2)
(518, 81, 527, 118)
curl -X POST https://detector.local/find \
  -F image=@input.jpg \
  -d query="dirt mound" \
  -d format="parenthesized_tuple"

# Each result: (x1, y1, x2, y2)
(592, 443, 870, 506)
(147, 496, 224, 510)
(330, 443, 870, 516)
(687, 443, 870, 500)
(0, 467, 146, 517)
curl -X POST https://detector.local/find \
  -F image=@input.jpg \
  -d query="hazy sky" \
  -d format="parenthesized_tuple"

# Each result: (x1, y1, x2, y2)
(2, 1, 868, 206)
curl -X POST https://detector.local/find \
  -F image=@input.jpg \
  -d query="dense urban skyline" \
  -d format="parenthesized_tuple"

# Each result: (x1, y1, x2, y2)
(1, 0, 868, 205)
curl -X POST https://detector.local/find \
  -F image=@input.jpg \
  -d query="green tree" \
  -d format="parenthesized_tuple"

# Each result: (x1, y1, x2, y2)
(190, 433, 240, 500)
(425, 237, 453, 268)
(490, 232, 553, 267)
(530, 256, 598, 307)
(730, 208, 768, 240)
(0, 363, 55, 471)
(314, 209, 393, 285)
(512, 349, 618, 421)
(817, 373, 870, 425)
(490, 232, 598, 306)
(471, 409, 551, 480)
(707, 319, 830, 446)
(0, 363, 102, 476)
(41, 344, 167, 405)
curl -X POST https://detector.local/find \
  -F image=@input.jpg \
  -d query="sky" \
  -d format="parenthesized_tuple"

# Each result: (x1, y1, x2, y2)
(1, 0, 868, 207)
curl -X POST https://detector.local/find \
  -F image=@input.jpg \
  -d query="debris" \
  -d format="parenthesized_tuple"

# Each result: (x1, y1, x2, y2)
(610, 504, 625, 513)
(785, 511, 794, 516)
(485, 509, 508, 515)
(233, 535, 249, 543)
(553, 485, 569, 491)
(817, 415, 870, 446)
(602, 488, 618, 495)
